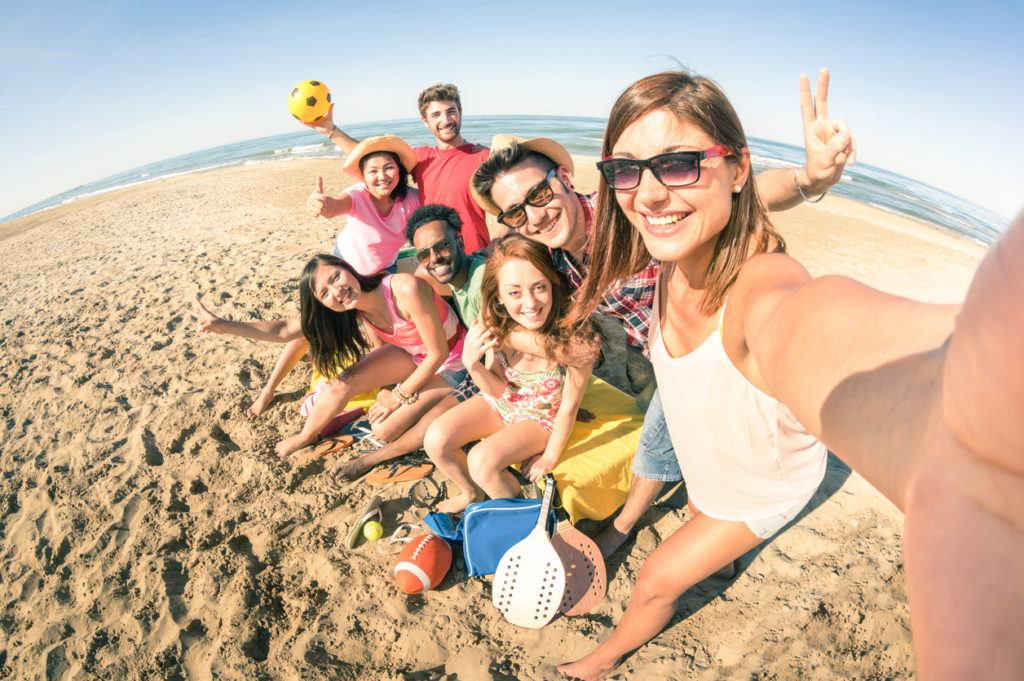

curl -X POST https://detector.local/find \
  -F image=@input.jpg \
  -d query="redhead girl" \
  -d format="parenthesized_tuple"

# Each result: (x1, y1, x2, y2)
(560, 71, 1023, 680)
(245, 134, 420, 419)
(423, 234, 599, 514)
(193, 254, 465, 460)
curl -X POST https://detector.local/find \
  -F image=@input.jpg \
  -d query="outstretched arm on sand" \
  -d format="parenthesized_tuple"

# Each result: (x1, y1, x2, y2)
(191, 295, 302, 343)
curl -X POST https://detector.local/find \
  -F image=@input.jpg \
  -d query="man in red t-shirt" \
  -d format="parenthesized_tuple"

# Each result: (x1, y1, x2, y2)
(307, 83, 496, 252)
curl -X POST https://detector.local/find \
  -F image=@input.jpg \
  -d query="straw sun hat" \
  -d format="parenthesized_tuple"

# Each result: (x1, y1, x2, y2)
(341, 134, 418, 178)
(471, 134, 575, 215)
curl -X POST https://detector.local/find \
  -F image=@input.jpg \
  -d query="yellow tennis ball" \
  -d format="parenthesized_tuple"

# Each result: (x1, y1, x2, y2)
(363, 520, 383, 541)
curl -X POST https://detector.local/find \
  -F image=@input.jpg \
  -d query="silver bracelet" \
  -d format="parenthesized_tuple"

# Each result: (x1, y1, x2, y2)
(794, 168, 828, 203)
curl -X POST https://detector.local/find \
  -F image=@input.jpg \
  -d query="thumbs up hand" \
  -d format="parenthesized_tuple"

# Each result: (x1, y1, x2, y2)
(306, 176, 327, 217)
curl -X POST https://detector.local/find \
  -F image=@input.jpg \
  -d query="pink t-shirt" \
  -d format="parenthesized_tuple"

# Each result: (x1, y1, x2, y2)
(333, 184, 420, 276)
(413, 144, 490, 253)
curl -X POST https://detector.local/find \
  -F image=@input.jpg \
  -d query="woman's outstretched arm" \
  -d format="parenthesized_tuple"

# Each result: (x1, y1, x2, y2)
(191, 295, 303, 343)
(733, 210, 1024, 679)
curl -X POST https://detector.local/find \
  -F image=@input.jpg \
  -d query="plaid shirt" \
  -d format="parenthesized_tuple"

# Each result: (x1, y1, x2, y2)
(551, 192, 659, 358)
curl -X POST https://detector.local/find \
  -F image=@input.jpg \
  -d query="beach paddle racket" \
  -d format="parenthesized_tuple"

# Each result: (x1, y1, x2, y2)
(491, 474, 565, 628)
(551, 506, 606, 616)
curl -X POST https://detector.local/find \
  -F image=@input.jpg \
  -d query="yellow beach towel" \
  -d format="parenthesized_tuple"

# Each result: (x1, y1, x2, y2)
(551, 377, 642, 523)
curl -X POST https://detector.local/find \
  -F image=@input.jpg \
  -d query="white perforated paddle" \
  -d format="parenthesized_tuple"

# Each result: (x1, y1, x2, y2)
(491, 475, 565, 628)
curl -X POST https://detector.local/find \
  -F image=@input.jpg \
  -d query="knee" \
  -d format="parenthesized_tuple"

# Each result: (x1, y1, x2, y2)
(370, 420, 398, 443)
(632, 562, 679, 609)
(423, 423, 456, 460)
(467, 449, 498, 486)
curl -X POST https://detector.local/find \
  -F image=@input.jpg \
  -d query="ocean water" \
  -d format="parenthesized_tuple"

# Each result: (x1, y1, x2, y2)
(3, 115, 1008, 245)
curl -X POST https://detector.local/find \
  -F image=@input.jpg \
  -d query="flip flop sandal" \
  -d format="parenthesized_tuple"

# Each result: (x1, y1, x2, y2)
(377, 522, 421, 555)
(291, 435, 355, 466)
(344, 495, 383, 549)
(409, 473, 447, 509)
(353, 436, 387, 454)
(365, 461, 435, 483)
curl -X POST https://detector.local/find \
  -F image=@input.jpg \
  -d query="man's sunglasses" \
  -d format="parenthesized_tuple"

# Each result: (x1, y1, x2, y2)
(596, 145, 732, 191)
(496, 168, 558, 230)
(415, 238, 453, 263)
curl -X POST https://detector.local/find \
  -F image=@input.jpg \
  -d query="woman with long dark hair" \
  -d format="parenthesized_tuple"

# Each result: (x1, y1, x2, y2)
(193, 253, 465, 459)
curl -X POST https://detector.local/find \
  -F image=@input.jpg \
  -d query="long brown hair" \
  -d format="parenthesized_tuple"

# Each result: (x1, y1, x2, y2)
(480, 234, 597, 360)
(298, 254, 385, 378)
(571, 71, 785, 324)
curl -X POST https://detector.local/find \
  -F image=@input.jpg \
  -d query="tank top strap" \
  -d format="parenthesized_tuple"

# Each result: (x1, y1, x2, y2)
(380, 274, 398, 320)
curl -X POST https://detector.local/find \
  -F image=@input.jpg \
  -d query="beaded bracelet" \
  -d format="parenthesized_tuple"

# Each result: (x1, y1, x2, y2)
(794, 168, 828, 204)
(393, 385, 419, 406)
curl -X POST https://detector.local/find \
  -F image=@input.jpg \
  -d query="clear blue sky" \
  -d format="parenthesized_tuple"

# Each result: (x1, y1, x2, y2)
(2, 1, 1022, 221)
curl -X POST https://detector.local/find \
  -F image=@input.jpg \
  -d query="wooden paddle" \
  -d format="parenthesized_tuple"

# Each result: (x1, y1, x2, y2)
(551, 505, 607, 616)
(491, 475, 565, 628)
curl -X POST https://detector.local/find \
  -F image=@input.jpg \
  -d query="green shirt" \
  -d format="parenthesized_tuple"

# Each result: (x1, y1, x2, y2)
(452, 254, 486, 326)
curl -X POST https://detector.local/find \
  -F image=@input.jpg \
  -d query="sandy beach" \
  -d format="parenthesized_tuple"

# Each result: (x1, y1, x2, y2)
(0, 157, 986, 680)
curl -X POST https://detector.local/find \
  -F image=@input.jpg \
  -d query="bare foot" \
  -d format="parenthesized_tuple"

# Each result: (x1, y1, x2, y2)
(275, 434, 311, 458)
(436, 491, 482, 515)
(246, 391, 275, 420)
(329, 456, 374, 480)
(595, 524, 632, 559)
(557, 653, 620, 681)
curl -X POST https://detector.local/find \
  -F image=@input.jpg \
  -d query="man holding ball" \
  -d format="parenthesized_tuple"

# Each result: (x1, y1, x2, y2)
(305, 83, 496, 252)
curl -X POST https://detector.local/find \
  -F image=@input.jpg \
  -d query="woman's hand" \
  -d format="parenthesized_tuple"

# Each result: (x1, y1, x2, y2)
(522, 453, 559, 483)
(368, 389, 401, 424)
(462, 319, 499, 368)
(307, 176, 340, 218)
(191, 295, 225, 334)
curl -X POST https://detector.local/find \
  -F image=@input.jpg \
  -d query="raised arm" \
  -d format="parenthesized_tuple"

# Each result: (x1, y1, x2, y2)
(462, 320, 507, 398)
(755, 68, 857, 212)
(191, 295, 303, 343)
(302, 104, 360, 155)
(306, 176, 353, 219)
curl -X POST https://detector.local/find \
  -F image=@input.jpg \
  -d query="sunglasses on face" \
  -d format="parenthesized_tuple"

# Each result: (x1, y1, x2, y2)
(415, 238, 453, 263)
(496, 168, 558, 230)
(596, 145, 732, 191)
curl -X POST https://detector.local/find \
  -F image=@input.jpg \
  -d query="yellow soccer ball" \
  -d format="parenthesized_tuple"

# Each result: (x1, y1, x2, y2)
(288, 80, 332, 123)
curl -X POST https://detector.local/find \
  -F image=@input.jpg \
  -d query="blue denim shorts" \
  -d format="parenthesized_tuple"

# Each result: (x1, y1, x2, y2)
(448, 373, 480, 402)
(439, 366, 468, 390)
(632, 389, 683, 482)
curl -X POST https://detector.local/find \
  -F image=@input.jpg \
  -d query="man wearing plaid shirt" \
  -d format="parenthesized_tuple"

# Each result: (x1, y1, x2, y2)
(471, 97, 854, 556)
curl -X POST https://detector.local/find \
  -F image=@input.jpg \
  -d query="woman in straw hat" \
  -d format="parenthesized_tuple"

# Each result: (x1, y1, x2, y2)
(229, 135, 422, 421)
(307, 134, 420, 277)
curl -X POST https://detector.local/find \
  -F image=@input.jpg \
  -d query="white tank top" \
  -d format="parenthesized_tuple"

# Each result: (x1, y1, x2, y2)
(649, 269, 827, 521)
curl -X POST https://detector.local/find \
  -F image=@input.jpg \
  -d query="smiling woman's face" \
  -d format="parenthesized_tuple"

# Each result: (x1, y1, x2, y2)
(361, 152, 399, 200)
(496, 257, 553, 331)
(312, 264, 359, 312)
(610, 108, 747, 266)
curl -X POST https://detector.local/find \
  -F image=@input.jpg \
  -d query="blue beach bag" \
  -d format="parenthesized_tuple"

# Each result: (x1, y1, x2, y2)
(425, 497, 557, 577)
